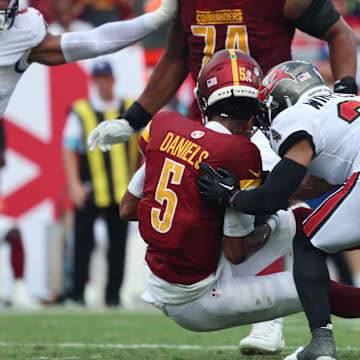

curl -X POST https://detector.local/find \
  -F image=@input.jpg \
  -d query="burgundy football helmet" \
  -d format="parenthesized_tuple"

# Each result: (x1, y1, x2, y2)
(195, 49, 263, 124)
(0, 0, 18, 30)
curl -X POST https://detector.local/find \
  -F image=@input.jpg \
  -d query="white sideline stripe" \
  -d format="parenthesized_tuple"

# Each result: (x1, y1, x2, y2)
(0, 343, 359, 351)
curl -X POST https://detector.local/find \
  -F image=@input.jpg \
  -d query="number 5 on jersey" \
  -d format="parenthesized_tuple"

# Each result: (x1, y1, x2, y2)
(151, 158, 185, 233)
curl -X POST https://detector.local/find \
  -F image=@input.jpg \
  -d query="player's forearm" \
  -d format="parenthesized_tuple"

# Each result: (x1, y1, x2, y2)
(138, 17, 189, 115)
(119, 191, 140, 221)
(138, 53, 189, 115)
(224, 224, 271, 264)
(292, 173, 339, 200)
(325, 18, 357, 80)
(60, 15, 159, 63)
(60, 0, 177, 64)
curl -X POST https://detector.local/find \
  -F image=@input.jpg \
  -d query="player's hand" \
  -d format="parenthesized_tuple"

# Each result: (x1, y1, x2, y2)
(334, 76, 358, 95)
(87, 119, 135, 152)
(196, 162, 240, 207)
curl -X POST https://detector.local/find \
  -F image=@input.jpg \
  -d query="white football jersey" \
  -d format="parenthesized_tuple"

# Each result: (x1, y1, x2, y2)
(0, 8, 47, 118)
(270, 92, 360, 185)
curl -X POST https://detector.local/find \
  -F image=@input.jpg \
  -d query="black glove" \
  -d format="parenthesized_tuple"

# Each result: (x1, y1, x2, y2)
(334, 76, 358, 95)
(196, 162, 240, 207)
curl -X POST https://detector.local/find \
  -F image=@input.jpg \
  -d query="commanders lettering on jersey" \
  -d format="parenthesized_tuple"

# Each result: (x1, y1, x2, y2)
(196, 9, 243, 25)
(159, 132, 209, 169)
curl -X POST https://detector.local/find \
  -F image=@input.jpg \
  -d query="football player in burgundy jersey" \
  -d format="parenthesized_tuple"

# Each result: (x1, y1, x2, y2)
(197, 59, 360, 359)
(119, 50, 360, 343)
(88, 0, 358, 351)
(88, 0, 357, 148)
(88, 0, 357, 354)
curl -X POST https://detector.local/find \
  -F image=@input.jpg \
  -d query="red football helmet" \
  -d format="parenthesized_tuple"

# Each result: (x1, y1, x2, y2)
(195, 49, 263, 123)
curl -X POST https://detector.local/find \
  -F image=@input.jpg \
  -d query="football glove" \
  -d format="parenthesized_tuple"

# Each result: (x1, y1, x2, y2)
(197, 162, 240, 207)
(87, 119, 135, 152)
(334, 76, 358, 95)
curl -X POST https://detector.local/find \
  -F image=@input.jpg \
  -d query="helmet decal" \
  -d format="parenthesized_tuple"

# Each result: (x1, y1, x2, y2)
(258, 65, 296, 102)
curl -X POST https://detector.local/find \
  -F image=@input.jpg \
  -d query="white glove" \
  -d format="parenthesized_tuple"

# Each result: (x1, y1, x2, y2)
(148, 0, 178, 28)
(87, 119, 135, 152)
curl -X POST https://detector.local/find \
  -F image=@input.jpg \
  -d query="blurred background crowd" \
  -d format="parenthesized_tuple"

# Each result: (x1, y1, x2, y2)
(1, 0, 360, 311)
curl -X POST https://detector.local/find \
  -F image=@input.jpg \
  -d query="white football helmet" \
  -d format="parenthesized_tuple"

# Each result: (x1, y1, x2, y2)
(0, 0, 18, 31)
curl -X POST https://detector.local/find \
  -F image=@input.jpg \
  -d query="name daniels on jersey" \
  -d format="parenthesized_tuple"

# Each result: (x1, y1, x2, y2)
(159, 132, 209, 170)
(304, 93, 336, 110)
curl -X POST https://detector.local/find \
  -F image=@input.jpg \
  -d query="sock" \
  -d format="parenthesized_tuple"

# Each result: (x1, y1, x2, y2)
(9, 233, 25, 279)
(293, 229, 331, 331)
(329, 280, 360, 318)
(292, 206, 314, 232)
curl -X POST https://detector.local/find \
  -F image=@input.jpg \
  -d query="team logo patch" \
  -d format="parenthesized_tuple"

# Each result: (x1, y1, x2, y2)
(271, 129, 282, 142)
(298, 72, 311, 82)
(207, 77, 218, 88)
(258, 65, 296, 102)
(191, 130, 205, 139)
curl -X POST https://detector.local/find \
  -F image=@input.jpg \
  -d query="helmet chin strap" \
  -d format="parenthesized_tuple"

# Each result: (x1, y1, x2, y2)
(265, 95, 274, 124)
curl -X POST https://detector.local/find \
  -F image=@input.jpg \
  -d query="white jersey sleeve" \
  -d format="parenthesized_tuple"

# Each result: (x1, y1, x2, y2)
(0, 7, 47, 67)
(269, 105, 325, 157)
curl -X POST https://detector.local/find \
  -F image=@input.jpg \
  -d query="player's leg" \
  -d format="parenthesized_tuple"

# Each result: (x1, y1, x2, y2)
(105, 205, 128, 307)
(240, 130, 285, 355)
(285, 173, 360, 360)
(0, 216, 39, 308)
(70, 204, 97, 305)
(164, 270, 302, 332)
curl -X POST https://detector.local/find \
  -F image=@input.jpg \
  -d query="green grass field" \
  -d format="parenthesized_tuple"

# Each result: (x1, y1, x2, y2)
(0, 308, 359, 360)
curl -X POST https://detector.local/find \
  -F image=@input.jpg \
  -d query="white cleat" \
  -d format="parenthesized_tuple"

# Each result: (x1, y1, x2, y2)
(284, 347, 304, 360)
(239, 318, 285, 355)
(284, 346, 336, 360)
(12, 280, 42, 310)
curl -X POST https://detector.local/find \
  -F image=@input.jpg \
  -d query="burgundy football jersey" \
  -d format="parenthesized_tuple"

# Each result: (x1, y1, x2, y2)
(138, 111, 262, 285)
(179, 0, 294, 120)
(180, 0, 293, 81)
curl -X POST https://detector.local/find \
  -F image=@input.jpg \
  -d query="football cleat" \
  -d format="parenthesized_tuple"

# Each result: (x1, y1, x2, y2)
(239, 318, 285, 355)
(12, 279, 42, 310)
(284, 325, 337, 360)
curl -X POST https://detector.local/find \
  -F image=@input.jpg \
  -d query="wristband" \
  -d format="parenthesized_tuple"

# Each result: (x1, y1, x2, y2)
(123, 101, 153, 130)
(266, 214, 279, 233)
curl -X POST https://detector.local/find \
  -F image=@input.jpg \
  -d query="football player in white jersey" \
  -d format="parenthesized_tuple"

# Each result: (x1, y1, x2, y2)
(0, 0, 177, 119)
(197, 60, 360, 360)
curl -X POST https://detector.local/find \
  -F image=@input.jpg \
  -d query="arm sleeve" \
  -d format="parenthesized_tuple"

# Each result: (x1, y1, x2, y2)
(231, 158, 308, 215)
(128, 163, 146, 199)
(293, 0, 340, 38)
(61, 12, 168, 63)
